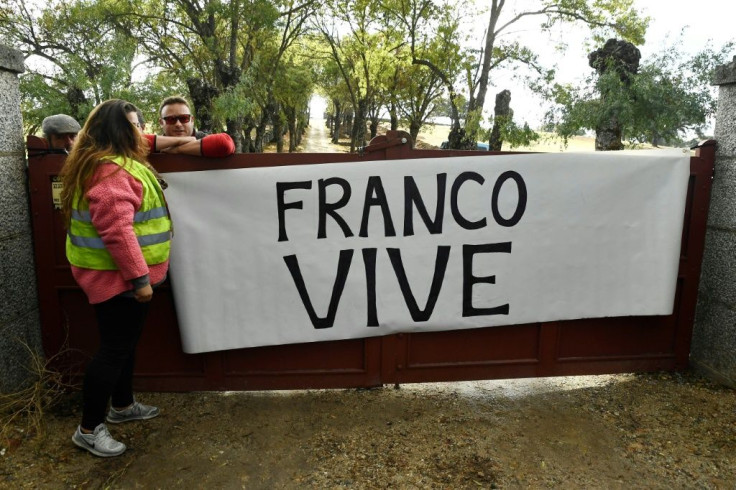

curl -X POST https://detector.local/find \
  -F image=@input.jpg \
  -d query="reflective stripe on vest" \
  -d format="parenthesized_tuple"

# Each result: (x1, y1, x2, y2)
(66, 155, 171, 271)
(72, 206, 170, 223)
(67, 230, 171, 249)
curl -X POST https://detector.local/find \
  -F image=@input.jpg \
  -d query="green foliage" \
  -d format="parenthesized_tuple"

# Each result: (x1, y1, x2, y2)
(274, 58, 315, 111)
(132, 71, 189, 131)
(213, 78, 259, 122)
(387, 46, 444, 138)
(540, 0, 649, 45)
(18, 75, 89, 133)
(377, 0, 649, 148)
(314, 0, 398, 150)
(548, 39, 735, 146)
(3, 0, 722, 156)
(2, 0, 143, 128)
(6, 0, 319, 151)
(486, 115, 541, 149)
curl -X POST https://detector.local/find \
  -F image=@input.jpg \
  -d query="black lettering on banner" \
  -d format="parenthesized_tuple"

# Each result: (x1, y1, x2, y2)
(283, 250, 353, 329)
(276, 181, 312, 242)
(491, 171, 527, 227)
(404, 174, 446, 236)
(362, 248, 379, 327)
(462, 242, 511, 317)
(451, 172, 487, 230)
(387, 246, 451, 322)
(318, 177, 353, 239)
(360, 176, 396, 238)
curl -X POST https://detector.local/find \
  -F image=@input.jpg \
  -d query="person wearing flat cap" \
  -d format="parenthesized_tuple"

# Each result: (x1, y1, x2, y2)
(42, 114, 82, 152)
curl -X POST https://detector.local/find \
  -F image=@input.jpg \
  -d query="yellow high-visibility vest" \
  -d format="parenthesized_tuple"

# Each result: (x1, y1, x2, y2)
(66, 155, 171, 270)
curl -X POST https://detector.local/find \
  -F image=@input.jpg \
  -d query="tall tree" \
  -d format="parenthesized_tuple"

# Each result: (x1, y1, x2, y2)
(392, 56, 444, 144)
(314, 0, 396, 152)
(316, 57, 353, 143)
(588, 38, 641, 150)
(274, 55, 315, 151)
(382, 0, 468, 146)
(547, 39, 735, 148)
(1, 0, 140, 126)
(118, 0, 316, 151)
(385, 0, 648, 149)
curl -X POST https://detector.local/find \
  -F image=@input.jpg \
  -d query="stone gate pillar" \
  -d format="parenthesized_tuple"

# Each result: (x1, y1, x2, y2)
(691, 56, 736, 387)
(0, 44, 43, 392)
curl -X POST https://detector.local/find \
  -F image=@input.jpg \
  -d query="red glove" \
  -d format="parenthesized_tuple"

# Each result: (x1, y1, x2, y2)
(201, 133, 235, 157)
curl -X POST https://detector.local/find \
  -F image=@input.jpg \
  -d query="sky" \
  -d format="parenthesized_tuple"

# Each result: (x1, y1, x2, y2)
(310, 0, 735, 132)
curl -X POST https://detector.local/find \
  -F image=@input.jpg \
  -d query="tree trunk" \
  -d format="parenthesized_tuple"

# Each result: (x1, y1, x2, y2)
(331, 100, 342, 144)
(273, 102, 284, 153)
(409, 120, 421, 147)
(447, 126, 474, 150)
(289, 119, 298, 152)
(255, 97, 276, 152)
(344, 110, 353, 139)
(389, 102, 398, 131)
(226, 118, 244, 153)
(468, 5, 501, 133)
(369, 115, 379, 140)
(297, 109, 308, 146)
(186, 78, 219, 133)
(595, 117, 625, 151)
(66, 87, 87, 123)
(350, 99, 368, 153)
(255, 110, 270, 153)
(243, 123, 255, 153)
(284, 106, 297, 152)
(489, 90, 511, 151)
(446, 91, 474, 149)
(589, 39, 641, 151)
(254, 126, 266, 152)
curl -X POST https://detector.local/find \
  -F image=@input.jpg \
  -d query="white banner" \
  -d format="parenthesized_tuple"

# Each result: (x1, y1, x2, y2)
(164, 150, 689, 354)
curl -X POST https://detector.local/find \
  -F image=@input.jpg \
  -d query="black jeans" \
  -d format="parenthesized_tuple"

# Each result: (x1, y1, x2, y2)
(81, 295, 149, 430)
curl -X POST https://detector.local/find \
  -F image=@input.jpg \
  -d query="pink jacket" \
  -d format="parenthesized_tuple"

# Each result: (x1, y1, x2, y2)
(70, 162, 170, 304)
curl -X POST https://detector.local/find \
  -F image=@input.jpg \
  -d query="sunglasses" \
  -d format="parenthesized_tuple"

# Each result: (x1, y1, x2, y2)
(162, 114, 192, 124)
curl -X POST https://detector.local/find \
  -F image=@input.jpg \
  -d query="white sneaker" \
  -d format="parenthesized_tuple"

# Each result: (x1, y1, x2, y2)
(106, 401, 160, 424)
(72, 423, 126, 457)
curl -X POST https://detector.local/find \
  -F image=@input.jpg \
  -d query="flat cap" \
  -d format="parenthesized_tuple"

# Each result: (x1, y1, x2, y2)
(42, 114, 81, 135)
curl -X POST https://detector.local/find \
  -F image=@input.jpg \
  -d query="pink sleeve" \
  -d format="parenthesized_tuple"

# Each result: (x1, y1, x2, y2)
(86, 163, 149, 280)
(201, 133, 235, 158)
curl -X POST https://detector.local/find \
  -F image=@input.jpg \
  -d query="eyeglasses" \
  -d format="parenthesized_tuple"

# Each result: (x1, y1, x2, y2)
(162, 114, 192, 125)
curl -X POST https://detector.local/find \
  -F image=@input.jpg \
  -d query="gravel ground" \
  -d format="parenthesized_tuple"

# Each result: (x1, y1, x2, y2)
(1, 370, 734, 488)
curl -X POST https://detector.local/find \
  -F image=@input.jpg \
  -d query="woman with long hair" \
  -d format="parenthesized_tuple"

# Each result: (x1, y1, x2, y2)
(61, 99, 172, 457)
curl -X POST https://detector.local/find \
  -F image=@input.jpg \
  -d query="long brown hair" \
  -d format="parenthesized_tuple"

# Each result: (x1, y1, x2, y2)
(60, 99, 150, 224)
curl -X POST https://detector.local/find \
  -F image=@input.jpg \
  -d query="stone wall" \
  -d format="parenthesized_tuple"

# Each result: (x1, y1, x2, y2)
(0, 44, 42, 393)
(691, 56, 736, 387)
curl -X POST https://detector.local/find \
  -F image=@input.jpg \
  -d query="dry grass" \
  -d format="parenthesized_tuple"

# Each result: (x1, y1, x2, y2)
(0, 339, 77, 447)
(246, 120, 661, 154)
(414, 123, 596, 152)
(3, 371, 733, 488)
(414, 123, 666, 152)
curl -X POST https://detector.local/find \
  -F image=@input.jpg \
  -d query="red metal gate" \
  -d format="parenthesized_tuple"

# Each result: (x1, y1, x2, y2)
(27, 133, 715, 391)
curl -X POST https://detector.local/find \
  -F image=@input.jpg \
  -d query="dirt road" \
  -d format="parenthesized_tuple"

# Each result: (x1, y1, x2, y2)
(298, 117, 350, 153)
(1, 372, 735, 488)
